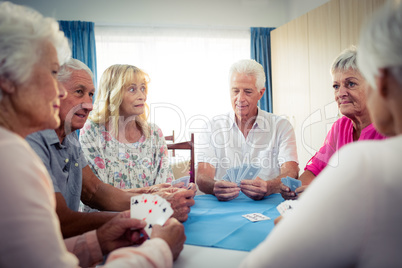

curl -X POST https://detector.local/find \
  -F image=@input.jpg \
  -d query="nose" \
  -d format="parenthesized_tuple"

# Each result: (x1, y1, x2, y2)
(238, 90, 246, 102)
(57, 81, 67, 100)
(82, 95, 93, 111)
(336, 85, 348, 98)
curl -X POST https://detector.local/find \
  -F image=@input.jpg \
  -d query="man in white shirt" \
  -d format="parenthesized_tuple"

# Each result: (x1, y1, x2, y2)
(196, 59, 299, 201)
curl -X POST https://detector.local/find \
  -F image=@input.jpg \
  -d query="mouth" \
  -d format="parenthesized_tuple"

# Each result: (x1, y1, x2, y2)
(134, 104, 144, 108)
(74, 110, 88, 119)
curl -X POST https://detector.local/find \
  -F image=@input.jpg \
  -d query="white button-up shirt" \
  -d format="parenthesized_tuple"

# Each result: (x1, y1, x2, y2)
(196, 108, 298, 181)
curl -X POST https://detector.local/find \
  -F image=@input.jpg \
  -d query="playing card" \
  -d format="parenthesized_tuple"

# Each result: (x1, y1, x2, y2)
(232, 166, 241, 181)
(281, 176, 301, 192)
(240, 165, 261, 181)
(242, 213, 271, 222)
(171, 175, 190, 187)
(276, 199, 299, 217)
(226, 167, 235, 182)
(221, 173, 230, 181)
(130, 194, 173, 236)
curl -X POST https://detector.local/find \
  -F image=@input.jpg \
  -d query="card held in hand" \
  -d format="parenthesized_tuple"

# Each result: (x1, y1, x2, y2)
(130, 194, 173, 237)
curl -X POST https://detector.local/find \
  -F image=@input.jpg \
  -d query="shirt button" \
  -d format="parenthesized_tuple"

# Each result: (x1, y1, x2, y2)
(75, 163, 79, 167)
(65, 158, 69, 163)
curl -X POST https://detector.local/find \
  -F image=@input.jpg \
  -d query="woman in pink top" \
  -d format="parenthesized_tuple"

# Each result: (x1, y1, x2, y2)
(0, 2, 184, 267)
(281, 46, 386, 200)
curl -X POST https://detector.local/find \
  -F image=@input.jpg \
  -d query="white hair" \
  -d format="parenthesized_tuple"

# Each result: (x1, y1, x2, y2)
(0, 2, 71, 87)
(357, 0, 402, 90)
(229, 59, 266, 91)
(58, 58, 94, 83)
(331, 46, 358, 75)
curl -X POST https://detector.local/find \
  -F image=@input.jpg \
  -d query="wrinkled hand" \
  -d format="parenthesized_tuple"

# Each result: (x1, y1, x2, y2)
(151, 218, 186, 260)
(156, 187, 195, 222)
(280, 184, 306, 200)
(146, 183, 172, 193)
(213, 181, 240, 201)
(240, 177, 267, 200)
(96, 210, 147, 255)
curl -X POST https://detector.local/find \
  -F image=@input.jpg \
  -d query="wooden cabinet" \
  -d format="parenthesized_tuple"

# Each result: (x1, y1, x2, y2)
(271, 0, 386, 169)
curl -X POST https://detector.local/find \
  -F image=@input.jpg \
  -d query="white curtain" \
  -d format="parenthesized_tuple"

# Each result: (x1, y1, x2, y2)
(95, 26, 250, 143)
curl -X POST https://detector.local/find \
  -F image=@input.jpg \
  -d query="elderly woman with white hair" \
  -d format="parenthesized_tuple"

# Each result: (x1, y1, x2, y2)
(0, 2, 184, 267)
(240, 1, 402, 267)
(281, 46, 386, 200)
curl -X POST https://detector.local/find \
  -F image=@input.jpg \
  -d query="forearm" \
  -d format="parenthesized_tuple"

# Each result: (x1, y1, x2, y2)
(196, 173, 215, 194)
(83, 183, 133, 211)
(58, 209, 116, 238)
(299, 170, 316, 186)
(265, 161, 299, 196)
(195, 163, 216, 195)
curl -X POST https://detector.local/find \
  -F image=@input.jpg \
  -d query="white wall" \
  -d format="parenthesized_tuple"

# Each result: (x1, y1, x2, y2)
(10, 0, 329, 28)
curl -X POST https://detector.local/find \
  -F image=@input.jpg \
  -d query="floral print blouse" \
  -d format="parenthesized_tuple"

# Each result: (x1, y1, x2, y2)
(79, 119, 173, 189)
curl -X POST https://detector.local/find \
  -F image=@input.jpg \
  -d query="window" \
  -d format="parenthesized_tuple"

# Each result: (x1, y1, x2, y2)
(95, 26, 250, 142)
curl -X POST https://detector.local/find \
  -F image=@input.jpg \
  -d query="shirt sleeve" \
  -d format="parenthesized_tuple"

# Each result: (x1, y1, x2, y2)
(26, 131, 62, 192)
(104, 238, 173, 268)
(0, 137, 79, 268)
(79, 120, 109, 183)
(239, 144, 371, 268)
(305, 119, 340, 176)
(276, 117, 298, 165)
(152, 125, 174, 184)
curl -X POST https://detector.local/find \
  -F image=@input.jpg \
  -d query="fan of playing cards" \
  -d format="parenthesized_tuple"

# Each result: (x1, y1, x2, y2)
(222, 164, 261, 185)
(130, 194, 173, 236)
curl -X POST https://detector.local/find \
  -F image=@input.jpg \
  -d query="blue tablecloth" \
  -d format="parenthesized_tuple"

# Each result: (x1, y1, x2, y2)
(183, 192, 284, 251)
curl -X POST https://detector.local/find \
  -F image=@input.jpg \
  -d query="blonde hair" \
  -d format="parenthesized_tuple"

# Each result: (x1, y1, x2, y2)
(90, 64, 150, 138)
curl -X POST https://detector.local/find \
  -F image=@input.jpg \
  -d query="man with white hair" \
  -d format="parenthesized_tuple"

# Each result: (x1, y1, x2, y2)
(196, 59, 299, 201)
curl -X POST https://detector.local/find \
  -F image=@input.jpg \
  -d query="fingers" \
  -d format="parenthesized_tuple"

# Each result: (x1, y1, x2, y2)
(280, 183, 296, 200)
(240, 179, 267, 200)
(274, 215, 283, 225)
(151, 218, 186, 260)
(214, 181, 240, 201)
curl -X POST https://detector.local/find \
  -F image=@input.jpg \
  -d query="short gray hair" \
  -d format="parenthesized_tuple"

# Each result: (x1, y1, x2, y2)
(357, 0, 402, 90)
(229, 59, 266, 91)
(0, 2, 70, 85)
(58, 58, 94, 83)
(331, 46, 358, 75)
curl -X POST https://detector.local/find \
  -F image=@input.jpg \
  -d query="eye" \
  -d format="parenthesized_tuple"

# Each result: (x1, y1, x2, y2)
(245, 90, 252, 94)
(333, 84, 339, 90)
(140, 86, 146, 92)
(348, 81, 357, 88)
(76, 89, 83, 94)
(89, 92, 94, 97)
(129, 87, 136, 92)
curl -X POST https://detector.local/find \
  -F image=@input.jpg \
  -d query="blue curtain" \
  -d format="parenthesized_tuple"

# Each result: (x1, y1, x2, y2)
(250, 27, 275, 113)
(58, 20, 97, 88)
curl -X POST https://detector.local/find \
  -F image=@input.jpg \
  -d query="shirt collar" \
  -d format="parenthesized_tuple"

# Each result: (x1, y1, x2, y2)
(229, 107, 265, 130)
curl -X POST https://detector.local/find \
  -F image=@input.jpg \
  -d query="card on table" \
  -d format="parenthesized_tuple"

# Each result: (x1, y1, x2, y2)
(130, 194, 173, 236)
(281, 176, 301, 192)
(242, 213, 271, 222)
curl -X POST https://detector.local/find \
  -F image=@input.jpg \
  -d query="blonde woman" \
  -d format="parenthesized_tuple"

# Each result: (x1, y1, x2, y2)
(80, 65, 174, 190)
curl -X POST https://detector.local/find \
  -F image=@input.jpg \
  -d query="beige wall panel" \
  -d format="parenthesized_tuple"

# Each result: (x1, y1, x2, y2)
(306, 0, 341, 165)
(340, 0, 386, 48)
(285, 14, 311, 168)
(271, 24, 289, 118)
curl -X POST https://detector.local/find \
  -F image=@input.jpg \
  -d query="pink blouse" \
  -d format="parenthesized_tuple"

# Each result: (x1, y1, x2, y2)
(305, 116, 386, 176)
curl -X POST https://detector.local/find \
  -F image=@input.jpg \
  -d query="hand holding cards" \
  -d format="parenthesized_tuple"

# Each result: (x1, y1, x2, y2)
(222, 164, 261, 185)
(281, 176, 301, 192)
(130, 194, 173, 236)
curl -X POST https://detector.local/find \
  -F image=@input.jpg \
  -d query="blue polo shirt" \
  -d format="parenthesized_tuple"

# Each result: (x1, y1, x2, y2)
(26, 130, 87, 211)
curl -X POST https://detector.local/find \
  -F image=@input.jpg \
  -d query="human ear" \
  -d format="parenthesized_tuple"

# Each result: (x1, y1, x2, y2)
(0, 77, 16, 94)
(258, 87, 266, 100)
